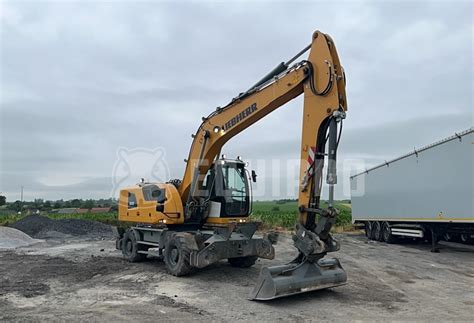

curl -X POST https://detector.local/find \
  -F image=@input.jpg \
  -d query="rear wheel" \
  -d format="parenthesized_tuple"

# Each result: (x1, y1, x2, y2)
(460, 233, 473, 244)
(443, 232, 456, 242)
(366, 222, 375, 240)
(122, 229, 146, 262)
(373, 222, 383, 241)
(163, 234, 193, 276)
(382, 222, 395, 243)
(228, 256, 258, 268)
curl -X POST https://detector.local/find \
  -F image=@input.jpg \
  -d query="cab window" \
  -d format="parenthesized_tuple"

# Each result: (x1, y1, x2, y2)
(222, 164, 249, 216)
(128, 192, 137, 209)
(143, 185, 166, 203)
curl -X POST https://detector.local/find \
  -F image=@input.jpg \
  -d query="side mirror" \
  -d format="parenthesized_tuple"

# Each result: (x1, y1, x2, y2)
(251, 170, 257, 183)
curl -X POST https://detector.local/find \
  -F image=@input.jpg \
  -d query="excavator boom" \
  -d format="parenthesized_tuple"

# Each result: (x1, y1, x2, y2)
(178, 31, 348, 300)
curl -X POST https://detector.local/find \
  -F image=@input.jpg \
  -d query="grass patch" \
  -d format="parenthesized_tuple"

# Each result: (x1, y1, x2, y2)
(250, 200, 352, 230)
(0, 214, 25, 227)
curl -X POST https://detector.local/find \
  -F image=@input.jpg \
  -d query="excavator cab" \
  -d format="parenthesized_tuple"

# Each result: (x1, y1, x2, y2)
(200, 158, 251, 220)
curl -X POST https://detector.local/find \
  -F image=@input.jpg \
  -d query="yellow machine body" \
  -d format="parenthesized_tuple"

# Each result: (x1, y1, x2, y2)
(118, 183, 184, 225)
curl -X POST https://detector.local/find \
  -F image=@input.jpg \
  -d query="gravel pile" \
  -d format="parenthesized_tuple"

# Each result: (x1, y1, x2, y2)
(0, 226, 40, 249)
(11, 215, 115, 240)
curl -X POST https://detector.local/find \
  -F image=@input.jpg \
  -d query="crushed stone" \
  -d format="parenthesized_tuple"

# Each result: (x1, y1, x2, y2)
(10, 215, 115, 240)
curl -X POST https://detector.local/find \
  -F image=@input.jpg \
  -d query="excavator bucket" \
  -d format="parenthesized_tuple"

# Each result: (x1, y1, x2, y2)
(249, 257, 347, 301)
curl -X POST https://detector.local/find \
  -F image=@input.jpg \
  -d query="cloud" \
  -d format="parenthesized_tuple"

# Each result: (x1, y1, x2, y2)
(0, 1, 472, 201)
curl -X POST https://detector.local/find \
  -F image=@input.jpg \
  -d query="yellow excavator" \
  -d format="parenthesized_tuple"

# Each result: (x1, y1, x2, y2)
(116, 30, 348, 300)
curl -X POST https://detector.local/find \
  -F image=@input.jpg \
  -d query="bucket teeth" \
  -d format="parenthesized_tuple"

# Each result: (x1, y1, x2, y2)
(249, 257, 347, 301)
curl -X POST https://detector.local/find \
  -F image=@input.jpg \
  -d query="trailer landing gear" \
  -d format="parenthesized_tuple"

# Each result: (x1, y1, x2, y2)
(429, 227, 440, 253)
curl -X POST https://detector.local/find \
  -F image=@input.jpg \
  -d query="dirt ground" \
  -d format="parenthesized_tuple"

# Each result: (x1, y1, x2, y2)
(1, 233, 473, 321)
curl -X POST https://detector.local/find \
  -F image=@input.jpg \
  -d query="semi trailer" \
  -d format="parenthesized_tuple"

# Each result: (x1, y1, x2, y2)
(350, 128, 473, 251)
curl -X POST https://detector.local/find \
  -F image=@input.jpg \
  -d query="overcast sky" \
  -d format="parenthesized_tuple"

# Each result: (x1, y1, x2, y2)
(0, 0, 472, 202)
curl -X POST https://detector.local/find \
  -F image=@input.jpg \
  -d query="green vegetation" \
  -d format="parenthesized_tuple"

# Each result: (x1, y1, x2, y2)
(250, 200, 352, 230)
(0, 212, 119, 227)
(0, 198, 353, 231)
(0, 197, 119, 226)
(1, 198, 117, 213)
(0, 214, 24, 227)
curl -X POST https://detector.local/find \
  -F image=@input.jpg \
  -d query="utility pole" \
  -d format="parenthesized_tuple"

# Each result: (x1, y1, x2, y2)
(20, 185, 24, 214)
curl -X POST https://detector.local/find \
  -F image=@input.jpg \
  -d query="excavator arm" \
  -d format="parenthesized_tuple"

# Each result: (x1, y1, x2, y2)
(175, 31, 348, 300)
(180, 31, 346, 233)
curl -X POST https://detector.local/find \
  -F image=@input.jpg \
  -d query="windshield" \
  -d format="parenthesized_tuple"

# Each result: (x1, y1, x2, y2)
(222, 163, 249, 216)
(223, 165, 246, 201)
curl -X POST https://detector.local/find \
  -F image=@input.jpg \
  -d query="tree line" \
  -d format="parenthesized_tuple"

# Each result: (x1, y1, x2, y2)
(1, 197, 117, 212)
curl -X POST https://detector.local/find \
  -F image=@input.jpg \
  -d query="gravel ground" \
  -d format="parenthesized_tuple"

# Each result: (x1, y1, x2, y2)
(10, 215, 114, 239)
(0, 233, 473, 321)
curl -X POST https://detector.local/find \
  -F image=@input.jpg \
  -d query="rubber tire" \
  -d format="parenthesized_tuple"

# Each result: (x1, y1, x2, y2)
(228, 256, 258, 268)
(122, 230, 146, 262)
(444, 233, 460, 242)
(366, 222, 375, 240)
(382, 222, 396, 243)
(444, 232, 454, 242)
(460, 233, 472, 244)
(163, 234, 193, 276)
(373, 222, 383, 241)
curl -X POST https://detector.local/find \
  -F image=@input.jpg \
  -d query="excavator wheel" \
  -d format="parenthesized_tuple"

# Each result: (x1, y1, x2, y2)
(228, 256, 258, 268)
(163, 234, 193, 276)
(122, 229, 146, 262)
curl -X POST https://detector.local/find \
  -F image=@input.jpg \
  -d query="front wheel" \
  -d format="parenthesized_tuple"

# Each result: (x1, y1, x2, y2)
(228, 256, 258, 268)
(163, 234, 193, 276)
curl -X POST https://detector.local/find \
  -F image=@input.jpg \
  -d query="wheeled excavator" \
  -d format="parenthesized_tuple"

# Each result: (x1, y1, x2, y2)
(116, 30, 348, 300)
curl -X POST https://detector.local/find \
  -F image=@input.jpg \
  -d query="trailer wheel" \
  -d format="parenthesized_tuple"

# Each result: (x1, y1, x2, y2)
(373, 222, 383, 241)
(382, 222, 395, 243)
(460, 233, 473, 244)
(365, 222, 375, 240)
(446, 232, 461, 242)
(228, 256, 258, 268)
(122, 229, 146, 262)
(443, 232, 460, 242)
(163, 234, 193, 276)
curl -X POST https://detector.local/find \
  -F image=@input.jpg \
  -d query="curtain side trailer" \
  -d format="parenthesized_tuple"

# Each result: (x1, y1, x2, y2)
(350, 128, 473, 250)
